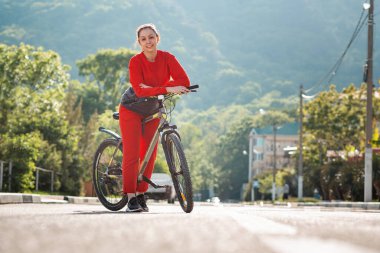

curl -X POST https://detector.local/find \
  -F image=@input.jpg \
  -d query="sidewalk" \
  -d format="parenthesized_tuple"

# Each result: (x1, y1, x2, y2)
(297, 201, 380, 210)
(0, 193, 100, 205)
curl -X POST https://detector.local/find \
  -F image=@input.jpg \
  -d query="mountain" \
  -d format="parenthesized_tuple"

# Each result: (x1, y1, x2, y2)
(1, 0, 379, 109)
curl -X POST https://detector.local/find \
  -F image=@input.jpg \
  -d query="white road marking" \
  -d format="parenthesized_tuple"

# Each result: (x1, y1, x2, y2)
(261, 236, 379, 253)
(228, 210, 297, 236)
(226, 207, 378, 253)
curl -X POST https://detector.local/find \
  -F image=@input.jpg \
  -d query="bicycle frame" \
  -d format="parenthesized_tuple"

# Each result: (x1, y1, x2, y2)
(95, 85, 197, 212)
(138, 96, 181, 184)
(99, 95, 179, 187)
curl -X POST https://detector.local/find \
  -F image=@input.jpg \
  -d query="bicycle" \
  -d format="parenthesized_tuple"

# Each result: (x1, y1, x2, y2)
(92, 85, 199, 213)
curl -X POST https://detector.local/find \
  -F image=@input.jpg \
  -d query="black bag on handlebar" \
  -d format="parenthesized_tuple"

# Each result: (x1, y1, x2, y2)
(120, 87, 160, 117)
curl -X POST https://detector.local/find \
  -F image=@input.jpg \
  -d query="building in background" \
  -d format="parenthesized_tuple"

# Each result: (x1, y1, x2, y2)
(249, 122, 299, 178)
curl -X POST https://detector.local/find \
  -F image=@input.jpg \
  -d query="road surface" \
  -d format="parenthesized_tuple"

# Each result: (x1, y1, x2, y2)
(0, 202, 379, 253)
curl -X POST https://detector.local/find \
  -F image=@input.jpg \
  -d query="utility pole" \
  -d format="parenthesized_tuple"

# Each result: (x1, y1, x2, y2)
(272, 125, 277, 202)
(298, 85, 304, 200)
(364, 0, 374, 202)
(248, 129, 254, 201)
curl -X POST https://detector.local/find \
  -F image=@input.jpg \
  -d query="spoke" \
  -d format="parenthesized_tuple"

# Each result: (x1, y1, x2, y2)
(98, 171, 107, 176)
(98, 146, 124, 204)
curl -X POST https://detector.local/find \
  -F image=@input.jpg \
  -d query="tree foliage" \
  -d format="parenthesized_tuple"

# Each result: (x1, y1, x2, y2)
(256, 110, 293, 129)
(179, 122, 220, 198)
(76, 48, 136, 120)
(213, 117, 253, 200)
(303, 84, 380, 200)
(0, 44, 84, 194)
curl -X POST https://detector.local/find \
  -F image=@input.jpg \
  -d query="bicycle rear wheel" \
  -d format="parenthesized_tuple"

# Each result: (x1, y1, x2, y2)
(93, 138, 128, 211)
(165, 133, 193, 213)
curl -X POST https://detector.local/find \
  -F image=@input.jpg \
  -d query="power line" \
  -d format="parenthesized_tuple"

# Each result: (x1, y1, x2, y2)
(325, 13, 368, 84)
(305, 8, 369, 94)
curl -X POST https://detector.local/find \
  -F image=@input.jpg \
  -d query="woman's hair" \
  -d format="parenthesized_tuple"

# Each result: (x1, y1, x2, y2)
(136, 23, 159, 39)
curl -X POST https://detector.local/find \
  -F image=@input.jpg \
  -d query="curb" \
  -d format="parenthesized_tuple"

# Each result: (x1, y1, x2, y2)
(243, 201, 380, 211)
(0, 193, 102, 205)
(297, 201, 380, 210)
(0, 193, 41, 204)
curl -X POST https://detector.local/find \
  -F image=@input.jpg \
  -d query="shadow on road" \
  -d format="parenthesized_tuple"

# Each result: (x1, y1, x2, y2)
(71, 210, 184, 215)
(72, 210, 125, 215)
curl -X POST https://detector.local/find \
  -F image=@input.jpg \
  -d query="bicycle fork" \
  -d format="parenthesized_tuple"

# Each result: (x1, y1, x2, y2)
(137, 127, 180, 190)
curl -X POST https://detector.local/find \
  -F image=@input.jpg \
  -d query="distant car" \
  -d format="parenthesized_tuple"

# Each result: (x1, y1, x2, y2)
(206, 197, 221, 204)
(146, 173, 176, 204)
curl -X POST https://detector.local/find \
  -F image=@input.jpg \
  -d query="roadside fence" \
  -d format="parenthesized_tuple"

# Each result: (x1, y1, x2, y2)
(35, 167, 61, 192)
(0, 160, 60, 192)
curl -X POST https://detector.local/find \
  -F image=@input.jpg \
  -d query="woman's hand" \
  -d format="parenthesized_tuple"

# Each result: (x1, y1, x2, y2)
(139, 83, 151, 89)
(166, 86, 190, 95)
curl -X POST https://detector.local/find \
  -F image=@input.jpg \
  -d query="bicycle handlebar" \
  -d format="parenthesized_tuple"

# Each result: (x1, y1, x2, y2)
(112, 84, 199, 119)
(188, 84, 199, 92)
(162, 84, 199, 99)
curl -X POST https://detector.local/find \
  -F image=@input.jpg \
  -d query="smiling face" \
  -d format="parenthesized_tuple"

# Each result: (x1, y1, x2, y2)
(138, 27, 159, 53)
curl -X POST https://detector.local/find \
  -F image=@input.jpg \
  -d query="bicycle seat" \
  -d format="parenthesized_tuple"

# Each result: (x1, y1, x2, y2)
(113, 112, 119, 120)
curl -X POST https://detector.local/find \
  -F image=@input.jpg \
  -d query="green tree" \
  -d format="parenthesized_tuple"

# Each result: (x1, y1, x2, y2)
(256, 110, 293, 130)
(179, 122, 221, 198)
(0, 44, 84, 194)
(76, 48, 137, 120)
(302, 84, 380, 200)
(0, 43, 70, 127)
(213, 117, 253, 200)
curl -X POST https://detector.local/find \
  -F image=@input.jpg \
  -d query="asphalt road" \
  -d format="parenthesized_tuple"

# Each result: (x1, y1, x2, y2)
(1, 202, 379, 253)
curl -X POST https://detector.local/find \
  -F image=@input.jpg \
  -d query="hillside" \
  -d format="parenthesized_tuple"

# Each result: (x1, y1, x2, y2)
(1, 0, 379, 109)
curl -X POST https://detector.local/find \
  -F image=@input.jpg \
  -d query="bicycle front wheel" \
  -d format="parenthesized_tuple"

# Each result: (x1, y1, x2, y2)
(166, 133, 193, 213)
(93, 138, 128, 211)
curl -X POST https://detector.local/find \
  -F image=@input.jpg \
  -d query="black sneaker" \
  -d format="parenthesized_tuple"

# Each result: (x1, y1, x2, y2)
(126, 196, 143, 213)
(137, 194, 149, 212)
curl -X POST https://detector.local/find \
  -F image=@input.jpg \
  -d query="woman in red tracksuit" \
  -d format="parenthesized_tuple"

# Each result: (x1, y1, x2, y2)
(119, 23, 190, 212)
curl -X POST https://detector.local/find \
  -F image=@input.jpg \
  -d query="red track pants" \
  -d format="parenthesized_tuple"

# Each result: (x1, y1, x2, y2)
(119, 105, 159, 194)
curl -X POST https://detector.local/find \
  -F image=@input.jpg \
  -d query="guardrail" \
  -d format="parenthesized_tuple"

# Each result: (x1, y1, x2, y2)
(35, 167, 61, 192)
(0, 161, 60, 192)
